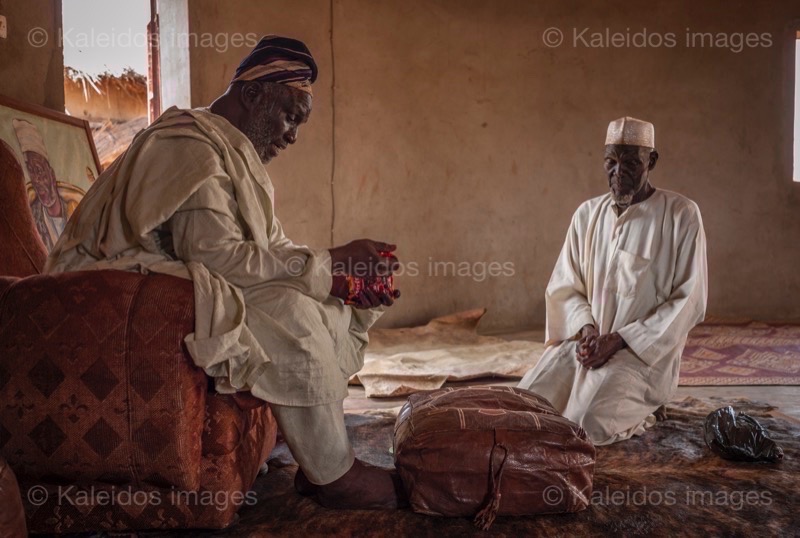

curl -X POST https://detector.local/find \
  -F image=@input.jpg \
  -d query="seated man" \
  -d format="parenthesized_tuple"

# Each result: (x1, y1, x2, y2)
(518, 117, 708, 445)
(46, 36, 402, 509)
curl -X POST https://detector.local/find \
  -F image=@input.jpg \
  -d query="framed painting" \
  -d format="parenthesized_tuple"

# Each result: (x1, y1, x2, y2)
(0, 93, 101, 252)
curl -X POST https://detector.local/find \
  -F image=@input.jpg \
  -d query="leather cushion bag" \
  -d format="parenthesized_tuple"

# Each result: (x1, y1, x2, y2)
(393, 386, 596, 529)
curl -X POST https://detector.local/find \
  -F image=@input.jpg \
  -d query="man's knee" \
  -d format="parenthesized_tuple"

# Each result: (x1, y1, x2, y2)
(578, 410, 617, 445)
(245, 284, 320, 314)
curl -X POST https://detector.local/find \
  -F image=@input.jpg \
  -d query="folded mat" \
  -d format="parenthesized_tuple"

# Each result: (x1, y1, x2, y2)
(353, 309, 545, 397)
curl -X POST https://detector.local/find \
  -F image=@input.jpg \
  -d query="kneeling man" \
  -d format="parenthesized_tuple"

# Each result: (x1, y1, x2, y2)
(519, 117, 708, 445)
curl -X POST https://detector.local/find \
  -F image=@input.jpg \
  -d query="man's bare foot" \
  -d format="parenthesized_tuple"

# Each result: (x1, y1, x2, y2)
(299, 458, 406, 510)
(654, 405, 668, 422)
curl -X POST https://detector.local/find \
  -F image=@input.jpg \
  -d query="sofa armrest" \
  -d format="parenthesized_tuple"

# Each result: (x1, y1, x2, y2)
(0, 270, 206, 491)
(0, 276, 18, 302)
(0, 456, 27, 538)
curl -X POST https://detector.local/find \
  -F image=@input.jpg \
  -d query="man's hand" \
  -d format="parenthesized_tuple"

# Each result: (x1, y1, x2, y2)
(330, 275, 398, 309)
(578, 332, 626, 370)
(576, 324, 599, 359)
(331, 275, 350, 302)
(329, 240, 399, 277)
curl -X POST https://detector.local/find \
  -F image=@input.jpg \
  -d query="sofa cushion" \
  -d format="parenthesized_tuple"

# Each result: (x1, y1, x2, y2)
(0, 277, 19, 301)
(203, 393, 248, 456)
(0, 270, 206, 491)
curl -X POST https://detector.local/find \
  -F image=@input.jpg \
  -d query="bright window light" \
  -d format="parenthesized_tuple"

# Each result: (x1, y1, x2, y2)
(62, 0, 149, 76)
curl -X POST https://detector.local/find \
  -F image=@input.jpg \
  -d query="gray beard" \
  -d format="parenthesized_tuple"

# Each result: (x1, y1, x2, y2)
(243, 109, 274, 164)
(612, 192, 634, 207)
(610, 176, 646, 208)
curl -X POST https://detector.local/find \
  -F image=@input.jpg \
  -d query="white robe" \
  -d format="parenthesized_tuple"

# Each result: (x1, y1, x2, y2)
(519, 189, 708, 445)
(45, 107, 380, 406)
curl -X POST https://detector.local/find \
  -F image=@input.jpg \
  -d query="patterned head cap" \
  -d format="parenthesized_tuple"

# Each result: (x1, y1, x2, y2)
(605, 117, 655, 148)
(231, 35, 317, 96)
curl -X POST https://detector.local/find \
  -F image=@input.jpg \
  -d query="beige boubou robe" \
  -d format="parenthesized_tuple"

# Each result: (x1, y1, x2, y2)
(46, 107, 380, 406)
(519, 189, 708, 445)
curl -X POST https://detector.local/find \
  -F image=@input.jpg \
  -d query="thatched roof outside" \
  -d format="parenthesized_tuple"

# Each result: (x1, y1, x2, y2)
(65, 67, 147, 122)
(91, 117, 149, 169)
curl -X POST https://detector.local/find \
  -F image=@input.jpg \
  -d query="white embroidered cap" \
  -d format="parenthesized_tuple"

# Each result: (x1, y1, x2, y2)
(605, 116, 655, 148)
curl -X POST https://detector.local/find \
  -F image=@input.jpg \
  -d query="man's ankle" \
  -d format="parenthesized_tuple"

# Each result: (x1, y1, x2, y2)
(314, 459, 402, 510)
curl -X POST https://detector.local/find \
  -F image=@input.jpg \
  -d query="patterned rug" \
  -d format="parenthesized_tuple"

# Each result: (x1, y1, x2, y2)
(681, 321, 800, 385)
(129, 396, 798, 537)
(356, 311, 800, 393)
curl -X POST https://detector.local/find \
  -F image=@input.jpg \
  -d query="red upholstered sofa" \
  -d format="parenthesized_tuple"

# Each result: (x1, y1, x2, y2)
(0, 139, 278, 532)
(0, 455, 27, 537)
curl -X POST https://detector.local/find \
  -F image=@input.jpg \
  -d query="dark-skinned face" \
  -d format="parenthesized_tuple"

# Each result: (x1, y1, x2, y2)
(24, 151, 59, 208)
(240, 82, 312, 164)
(603, 144, 657, 208)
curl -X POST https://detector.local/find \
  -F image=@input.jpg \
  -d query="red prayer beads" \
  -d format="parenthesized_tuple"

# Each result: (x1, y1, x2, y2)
(343, 250, 401, 305)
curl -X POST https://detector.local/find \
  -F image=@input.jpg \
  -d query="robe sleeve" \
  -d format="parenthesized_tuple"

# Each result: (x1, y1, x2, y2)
(168, 174, 332, 302)
(616, 205, 708, 366)
(544, 207, 596, 345)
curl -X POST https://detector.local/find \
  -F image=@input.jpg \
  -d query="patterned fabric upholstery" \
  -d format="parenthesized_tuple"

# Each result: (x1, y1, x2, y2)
(0, 271, 278, 532)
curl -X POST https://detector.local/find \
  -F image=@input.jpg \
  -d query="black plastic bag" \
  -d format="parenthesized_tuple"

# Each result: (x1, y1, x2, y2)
(704, 406, 784, 463)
